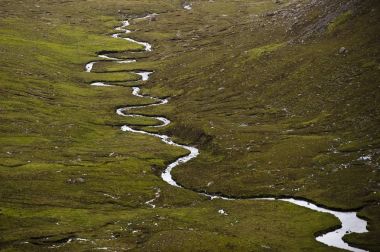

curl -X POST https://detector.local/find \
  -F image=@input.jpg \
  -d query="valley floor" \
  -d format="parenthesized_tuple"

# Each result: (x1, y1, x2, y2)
(0, 0, 379, 251)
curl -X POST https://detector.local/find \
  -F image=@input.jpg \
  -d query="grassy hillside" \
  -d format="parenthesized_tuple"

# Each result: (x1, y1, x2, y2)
(0, 0, 378, 251)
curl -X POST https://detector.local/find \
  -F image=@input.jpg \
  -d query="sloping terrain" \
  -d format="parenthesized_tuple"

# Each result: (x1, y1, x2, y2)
(0, 0, 379, 251)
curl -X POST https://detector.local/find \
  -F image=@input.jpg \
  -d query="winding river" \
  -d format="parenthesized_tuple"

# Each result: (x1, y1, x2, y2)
(85, 15, 369, 252)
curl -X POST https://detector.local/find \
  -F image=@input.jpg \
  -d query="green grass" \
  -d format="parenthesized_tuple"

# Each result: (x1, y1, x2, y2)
(246, 43, 286, 60)
(0, 0, 379, 251)
(327, 11, 353, 33)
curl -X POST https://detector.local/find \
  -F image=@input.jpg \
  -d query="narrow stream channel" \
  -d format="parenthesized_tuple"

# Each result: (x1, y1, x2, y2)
(85, 15, 369, 252)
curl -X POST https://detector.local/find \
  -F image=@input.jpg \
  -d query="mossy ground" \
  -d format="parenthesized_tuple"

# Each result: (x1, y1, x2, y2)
(0, 0, 379, 251)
